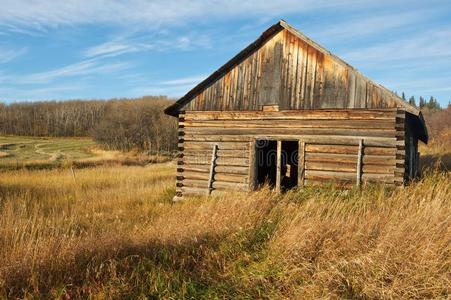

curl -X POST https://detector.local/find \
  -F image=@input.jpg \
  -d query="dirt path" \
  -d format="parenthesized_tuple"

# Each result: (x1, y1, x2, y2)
(34, 143, 60, 161)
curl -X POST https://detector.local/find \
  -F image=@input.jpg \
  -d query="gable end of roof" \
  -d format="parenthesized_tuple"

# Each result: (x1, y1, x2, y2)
(164, 20, 426, 143)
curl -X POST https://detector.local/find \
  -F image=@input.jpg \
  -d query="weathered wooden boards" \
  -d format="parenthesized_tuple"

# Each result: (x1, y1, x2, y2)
(276, 141, 282, 192)
(298, 141, 305, 188)
(396, 109, 406, 183)
(185, 28, 401, 113)
(175, 108, 403, 198)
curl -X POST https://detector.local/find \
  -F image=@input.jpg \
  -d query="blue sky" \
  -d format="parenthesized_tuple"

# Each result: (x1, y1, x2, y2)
(0, 0, 450, 106)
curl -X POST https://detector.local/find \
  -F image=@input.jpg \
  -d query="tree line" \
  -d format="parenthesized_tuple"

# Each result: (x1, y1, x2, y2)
(0, 96, 178, 153)
(0, 94, 447, 152)
(400, 92, 442, 111)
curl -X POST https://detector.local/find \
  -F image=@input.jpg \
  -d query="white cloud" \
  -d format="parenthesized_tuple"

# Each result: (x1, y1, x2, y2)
(0, 0, 422, 29)
(84, 40, 154, 58)
(25, 59, 129, 83)
(0, 46, 27, 63)
(1, 58, 131, 85)
(84, 32, 211, 59)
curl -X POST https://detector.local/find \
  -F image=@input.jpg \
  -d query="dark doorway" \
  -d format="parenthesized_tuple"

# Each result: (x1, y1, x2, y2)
(255, 139, 299, 191)
(256, 140, 277, 187)
(281, 141, 298, 190)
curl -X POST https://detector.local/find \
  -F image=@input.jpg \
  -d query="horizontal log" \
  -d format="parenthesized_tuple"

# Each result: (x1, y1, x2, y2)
(304, 179, 395, 187)
(181, 181, 247, 192)
(305, 153, 401, 165)
(180, 156, 249, 166)
(305, 161, 397, 174)
(181, 141, 249, 150)
(305, 144, 397, 156)
(184, 127, 397, 138)
(396, 112, 406, 119)
(304, 179, 354, 187)
(213, 181, 248, 190)
(305, 170, 394, 183)
(183, 135, 398, 147)
(179, 164, 249, 175)
(183, 149, 249, 158)
(182, 179, 208, 189)
(182, 119, 395, 130)
(184, 109, 397, 121)
(177, 171, 248, 183)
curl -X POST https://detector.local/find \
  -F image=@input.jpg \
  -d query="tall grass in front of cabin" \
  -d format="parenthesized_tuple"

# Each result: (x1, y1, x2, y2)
(0, 158, 449, 299)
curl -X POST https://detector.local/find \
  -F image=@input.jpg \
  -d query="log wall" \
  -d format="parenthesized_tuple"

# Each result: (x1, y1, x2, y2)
(176, 109, 406, 198)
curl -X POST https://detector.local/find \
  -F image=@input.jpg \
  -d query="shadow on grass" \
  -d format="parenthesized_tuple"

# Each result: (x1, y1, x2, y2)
(2, 217, 280, 299)
(421, 153, 451, 172)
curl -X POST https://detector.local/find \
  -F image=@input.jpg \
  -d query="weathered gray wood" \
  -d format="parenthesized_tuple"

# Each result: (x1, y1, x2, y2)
(305, 170, 394, 182)
(356, 139, 363, 187)
(248, 140, 256, 191)
(184, 109, 397, 121)
(305, 153, 402, 165)
(183, 127, 397, 138)
(207, 144, 218, 195)
(178, 171, 248, 183)
(176, 106, 405, 192)
(168, 25, 416, 117)
(183, 149, 249, 158)
(183, 119, 395, 129)
(305, 161, 396, 174)
(180, 156, 249, 167)
(306, 144, 397, 156)
(298, 140, 305, 188)
(276, 140, 282, 192)
(181, 165, 249, 175)
(182, 135, 398, 147)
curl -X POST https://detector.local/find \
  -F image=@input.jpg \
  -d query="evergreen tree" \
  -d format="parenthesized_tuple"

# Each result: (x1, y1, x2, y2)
(408, 96, 416, 107)
(427, 96, 441, 110)
(419, 96, 426, 108)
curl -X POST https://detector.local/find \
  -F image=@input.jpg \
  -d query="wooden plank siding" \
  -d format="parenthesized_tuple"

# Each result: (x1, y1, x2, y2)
(176, 109, 401, 197)
(185, 29, 401, 113)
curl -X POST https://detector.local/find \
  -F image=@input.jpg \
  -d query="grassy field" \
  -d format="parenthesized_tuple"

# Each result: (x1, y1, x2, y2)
(0, 132, 449, 299)
(0, 136, 96, 161)
(0, 136, 169, 170)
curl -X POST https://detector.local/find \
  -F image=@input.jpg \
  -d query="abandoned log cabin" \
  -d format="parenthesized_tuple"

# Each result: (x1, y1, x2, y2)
(164, 20, 428, 199)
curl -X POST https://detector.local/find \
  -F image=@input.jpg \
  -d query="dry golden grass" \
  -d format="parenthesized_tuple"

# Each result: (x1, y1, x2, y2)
(0, 143, 450, 298)
(420, 128, 451, 173)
